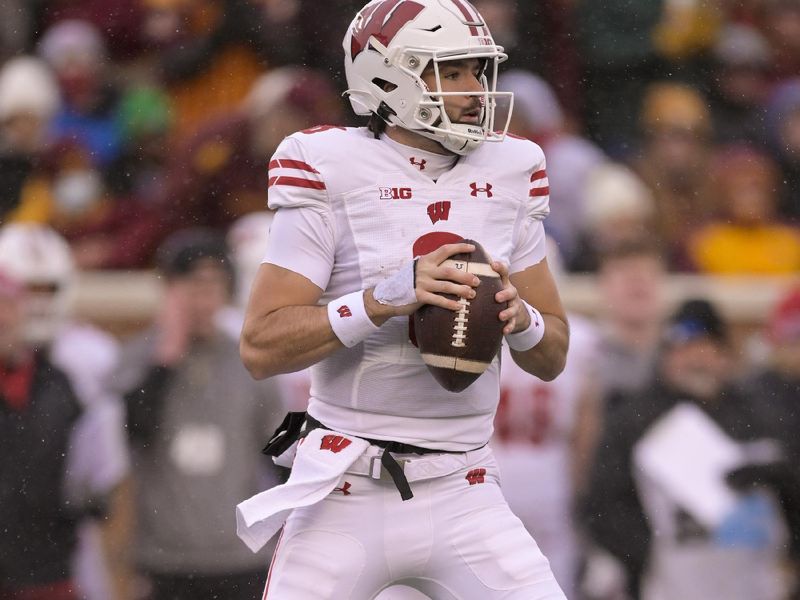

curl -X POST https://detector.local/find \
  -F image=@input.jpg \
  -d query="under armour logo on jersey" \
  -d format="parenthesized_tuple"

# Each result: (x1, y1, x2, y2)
(333, 481, 352, 495)
(469, 182, 493, 197)
(380, 187, 413, 200)
(410, 157, 427, 170)
(337, 305, 353, 318)
(465, 468, 487, 485)
(320, 435, 352, 453)
(427, 201, 451, 224)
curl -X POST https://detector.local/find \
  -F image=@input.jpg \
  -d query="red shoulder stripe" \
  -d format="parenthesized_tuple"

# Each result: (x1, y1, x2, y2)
(268, 176, 326, 190)
(529, 186, 550, 197)
(530, 169, 547, 182)
(268, 159, 320, 174)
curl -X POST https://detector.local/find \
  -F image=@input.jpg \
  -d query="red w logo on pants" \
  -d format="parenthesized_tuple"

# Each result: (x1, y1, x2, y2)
(320, 435, 352, 453)
(465, 468, 486, 485)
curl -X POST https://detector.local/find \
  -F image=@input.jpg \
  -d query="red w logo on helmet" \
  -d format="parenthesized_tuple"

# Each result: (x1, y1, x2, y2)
(351, 0, 425, 59)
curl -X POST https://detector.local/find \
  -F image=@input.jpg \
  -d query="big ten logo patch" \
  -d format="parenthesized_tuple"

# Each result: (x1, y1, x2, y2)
(337, 305, 353, 318)
(427, 200, 451, 224)
(380, 186, 413, 200)
(465, 468, 487, 485)
(320, 435, 352, 453)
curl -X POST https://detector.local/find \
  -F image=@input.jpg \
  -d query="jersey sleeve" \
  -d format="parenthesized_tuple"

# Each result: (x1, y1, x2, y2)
(267, 135, 329, 211)
(509, 145, 550, 273)
(526, 146, 551, 221)
(263, 135, 335, 290)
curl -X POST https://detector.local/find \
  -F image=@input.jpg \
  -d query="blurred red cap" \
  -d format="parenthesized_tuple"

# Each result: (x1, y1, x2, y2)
(769, 287, 800, 344)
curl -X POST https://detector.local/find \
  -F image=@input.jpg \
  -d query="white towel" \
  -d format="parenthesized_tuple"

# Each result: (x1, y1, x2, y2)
(236, 428, 370, 552)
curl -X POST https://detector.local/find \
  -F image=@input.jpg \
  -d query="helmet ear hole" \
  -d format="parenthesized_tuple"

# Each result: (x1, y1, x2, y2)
(372, 78, 398, 92)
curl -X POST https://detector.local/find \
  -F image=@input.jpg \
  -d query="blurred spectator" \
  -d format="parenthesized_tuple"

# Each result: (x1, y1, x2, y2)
(141, 0, 287, 140)
(37, 20, 124, 168)
(120, 66, 343, 267)
(758, 0, 800, 81)
(574, 238, 668, 598)
(498, 70, 606, 263)
(112, 229, 285, 600)
(575, 0, 664, 154)
(736, 286, 800, 597)
(594, 237, 667, 398)
(632, 82, 716, 268)
(766, 79, 800, 221)
(0, 223, 131, 600)
(0, 56, 60, 223)
(708, 24, 772, 146)
(689, 145, 800, 274)
(492, 315, 600, 599)
(583, 298, 791, 600)
(0, 1, 34, 61)
(0, 268, 81, 600)
(569, 163, 656, 273)
(32, 0, 145, 62)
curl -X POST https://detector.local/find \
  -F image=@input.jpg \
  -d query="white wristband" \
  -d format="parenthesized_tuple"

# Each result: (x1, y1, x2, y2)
(327, 290, 380, 348)
(505, 301, 545, 352)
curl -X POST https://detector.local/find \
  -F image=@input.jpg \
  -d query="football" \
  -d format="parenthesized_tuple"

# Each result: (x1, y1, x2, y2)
(414, 239, 506, 392)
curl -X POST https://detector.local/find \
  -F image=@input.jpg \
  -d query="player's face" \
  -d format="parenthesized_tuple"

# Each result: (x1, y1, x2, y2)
(421, 58, 484, 125)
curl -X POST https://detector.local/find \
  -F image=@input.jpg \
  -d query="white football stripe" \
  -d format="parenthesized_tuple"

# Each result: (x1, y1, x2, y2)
(421, 353, 490, 374)
(440, 259, 500, 278)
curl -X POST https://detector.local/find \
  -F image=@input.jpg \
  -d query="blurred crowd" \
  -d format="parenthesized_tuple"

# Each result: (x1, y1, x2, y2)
(0, 0, 799, 274)
(0, 1, 799, 600)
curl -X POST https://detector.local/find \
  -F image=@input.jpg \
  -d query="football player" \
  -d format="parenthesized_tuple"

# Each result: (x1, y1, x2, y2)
(237, 1, 569, 598)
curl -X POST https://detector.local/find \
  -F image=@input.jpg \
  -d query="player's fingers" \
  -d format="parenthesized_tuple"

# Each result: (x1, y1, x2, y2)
(426, 279, 476, 300)
(502, 315, 517, 335)
(429, 242, 475, 263)
(491, 260, 510, 282)
(436, 265, 480, 286)
(417, 289, 465, 311)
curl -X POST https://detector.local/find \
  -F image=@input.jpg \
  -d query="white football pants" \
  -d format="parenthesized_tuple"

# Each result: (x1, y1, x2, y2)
(262, 449, 567, 599)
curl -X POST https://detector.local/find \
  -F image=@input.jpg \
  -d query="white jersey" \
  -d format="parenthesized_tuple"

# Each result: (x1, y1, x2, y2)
(264, 126, 550, 451)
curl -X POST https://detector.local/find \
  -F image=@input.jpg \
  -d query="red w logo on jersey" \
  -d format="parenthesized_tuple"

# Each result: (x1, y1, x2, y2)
(427, 201, 451, 224)
(350, 0, 425, 59)
(320, 435, 352, 453)
(465, 468, 487, 485)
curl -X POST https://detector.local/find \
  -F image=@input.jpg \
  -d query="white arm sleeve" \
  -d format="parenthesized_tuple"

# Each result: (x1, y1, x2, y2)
(262, 206, 335, 291)
(510, 219, 547, 274)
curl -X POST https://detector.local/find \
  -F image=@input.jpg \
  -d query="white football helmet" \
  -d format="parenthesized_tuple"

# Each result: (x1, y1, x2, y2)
(343, 0, 513, 155)
(0, 223, 75, 344)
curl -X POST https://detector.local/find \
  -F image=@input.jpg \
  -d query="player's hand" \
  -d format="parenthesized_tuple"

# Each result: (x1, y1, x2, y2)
(365, 243, 479, 322)
(414, 242, 480, 312)
(492, 260, 530, 336)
